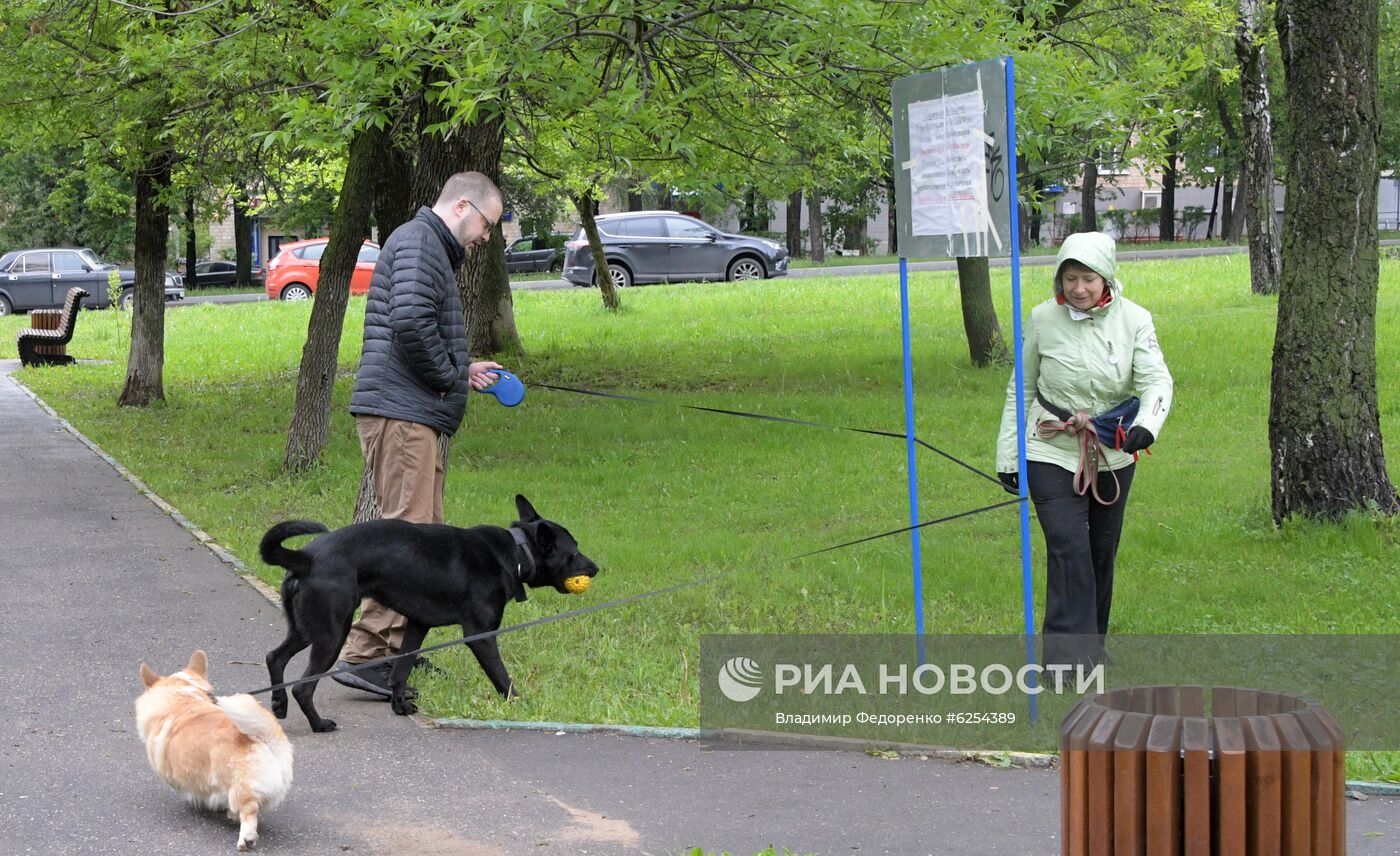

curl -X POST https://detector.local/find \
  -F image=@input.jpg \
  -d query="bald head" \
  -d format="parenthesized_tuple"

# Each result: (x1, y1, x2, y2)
(436, 172, 501, 209)
(433, 171, 504, 251)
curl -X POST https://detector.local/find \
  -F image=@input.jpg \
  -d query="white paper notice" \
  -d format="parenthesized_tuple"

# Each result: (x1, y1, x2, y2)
(904, 90, 987, 239)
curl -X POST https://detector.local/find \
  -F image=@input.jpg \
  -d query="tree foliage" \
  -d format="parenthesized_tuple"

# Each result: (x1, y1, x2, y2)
(0, 142, 134, 256)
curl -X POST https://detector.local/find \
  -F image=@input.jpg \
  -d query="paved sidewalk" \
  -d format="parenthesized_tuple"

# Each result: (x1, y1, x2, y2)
(1, 362, 1396, 855)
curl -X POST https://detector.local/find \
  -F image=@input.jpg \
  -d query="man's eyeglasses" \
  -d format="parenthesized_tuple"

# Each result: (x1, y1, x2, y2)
(466, 199, 496, 232)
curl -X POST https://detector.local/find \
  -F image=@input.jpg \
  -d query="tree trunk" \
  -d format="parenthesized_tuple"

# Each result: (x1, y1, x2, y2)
(1221, 170, 1241, 241)
(1030, 176, 1045, 245)
(1270, 0, 1397, 521)
(885, 174, 897, 255)
(372, 130, 414, 242)
(740, 188, 761, 233)
(1017, 155, 1032, 248)
(411, 90, 522, 357)
(1207, 175, 1221, 238)
(456, 115, 521, 359)
(1214, 90, 1243, 243)
(1079, 159, 1098, 231)
(806, 192, 825, 262)
(1024, 167, 1045, 245)
(1237, 0, 1283, 294)
(1158, 136, 1179, 241)
(184, 193, 199, 288)
(851, 216, 868, 254)
(786, 189, 803, 258)
(283, 127, 381, 472)
(627, 190, 644, 212)
(575, 193, 619, 311)
(956, 257, 1009, 367)
(233, 193, 253, 287)
(656, 184, 672, 210)
(118, 149, 171, 408)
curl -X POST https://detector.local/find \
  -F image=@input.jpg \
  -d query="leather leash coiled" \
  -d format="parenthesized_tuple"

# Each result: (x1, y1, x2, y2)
(1034, 392, 1123, 506)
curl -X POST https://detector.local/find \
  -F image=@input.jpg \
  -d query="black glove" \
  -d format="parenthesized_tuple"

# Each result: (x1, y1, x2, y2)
(998, 471, 1020, 495)
(1120, 426, 1155, 454)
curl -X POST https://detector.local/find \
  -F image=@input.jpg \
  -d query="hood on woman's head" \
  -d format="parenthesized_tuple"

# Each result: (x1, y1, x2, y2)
(1054, 231, 1119, 297)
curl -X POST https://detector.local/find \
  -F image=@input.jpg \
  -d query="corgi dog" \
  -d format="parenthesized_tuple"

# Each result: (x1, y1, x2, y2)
(136, 651, 293, 851)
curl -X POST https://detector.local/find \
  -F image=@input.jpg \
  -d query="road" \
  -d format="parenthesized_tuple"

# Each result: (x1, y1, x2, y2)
(180, 243, 1293, 306)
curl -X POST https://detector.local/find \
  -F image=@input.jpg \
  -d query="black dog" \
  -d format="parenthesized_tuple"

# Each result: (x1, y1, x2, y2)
(260, 495, 598, 732)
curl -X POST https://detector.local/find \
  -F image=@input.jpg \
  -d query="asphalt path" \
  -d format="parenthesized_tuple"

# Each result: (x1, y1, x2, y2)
(0, 361, 1066, 855)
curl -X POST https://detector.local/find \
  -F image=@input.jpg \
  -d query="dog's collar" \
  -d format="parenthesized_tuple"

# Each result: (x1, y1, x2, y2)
(507, 526, 536, 603)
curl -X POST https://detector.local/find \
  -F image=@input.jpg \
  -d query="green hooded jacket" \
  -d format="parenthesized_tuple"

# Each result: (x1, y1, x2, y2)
(996, 231, 1174, 474)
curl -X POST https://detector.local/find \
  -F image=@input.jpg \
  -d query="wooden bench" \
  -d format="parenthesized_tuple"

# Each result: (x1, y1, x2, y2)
(17, 287, 88, 367)
(1061, 685, 1345, 856)
(27, 309, 66, 359)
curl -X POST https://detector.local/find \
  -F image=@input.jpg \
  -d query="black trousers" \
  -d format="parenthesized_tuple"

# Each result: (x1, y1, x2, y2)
(1027, 460, 1135, 666)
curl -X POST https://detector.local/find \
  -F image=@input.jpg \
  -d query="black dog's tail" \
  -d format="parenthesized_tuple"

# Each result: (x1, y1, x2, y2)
(259, 521, 329, 576)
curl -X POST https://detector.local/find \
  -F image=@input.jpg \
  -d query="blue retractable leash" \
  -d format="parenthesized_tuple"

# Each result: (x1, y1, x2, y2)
(477, 369, 525, 406)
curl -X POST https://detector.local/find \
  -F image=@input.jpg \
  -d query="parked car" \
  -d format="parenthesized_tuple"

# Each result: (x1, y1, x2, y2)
(190, 259, 265, 289)
(560, 211, 789, 288)
(504, 233, 569, 274)
(0, 247, 184, 315)
(265, 238, 379, 301)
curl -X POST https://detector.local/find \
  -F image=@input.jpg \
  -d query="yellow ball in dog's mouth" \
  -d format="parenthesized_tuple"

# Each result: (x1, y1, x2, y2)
(563, 575, 591, 594)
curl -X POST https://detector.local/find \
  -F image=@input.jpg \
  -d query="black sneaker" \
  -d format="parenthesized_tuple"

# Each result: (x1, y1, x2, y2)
(331, 660, 393, 698)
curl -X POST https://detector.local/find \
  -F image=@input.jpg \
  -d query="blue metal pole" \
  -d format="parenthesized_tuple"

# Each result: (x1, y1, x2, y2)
(899, 256, 926, 663)
(1004, 56, 1037, 720)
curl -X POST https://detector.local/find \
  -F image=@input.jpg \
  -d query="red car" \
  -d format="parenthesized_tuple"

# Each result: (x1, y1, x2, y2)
(265, 238, 380, 301)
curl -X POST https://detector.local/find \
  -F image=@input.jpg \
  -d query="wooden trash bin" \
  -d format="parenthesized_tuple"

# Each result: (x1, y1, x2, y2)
(1061, 686, 1346, 856)
(28, 309, 66, 358)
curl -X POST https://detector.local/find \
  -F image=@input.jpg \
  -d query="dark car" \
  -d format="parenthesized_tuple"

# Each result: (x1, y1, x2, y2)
(190, 260, 265, 289)
(560, 211, 789, 288)
(0, 247, 184, 315)
(504, 233, 569, 274)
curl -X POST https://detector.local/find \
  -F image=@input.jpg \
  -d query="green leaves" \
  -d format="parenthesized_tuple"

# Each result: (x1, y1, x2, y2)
(0, 0, 1262, 261)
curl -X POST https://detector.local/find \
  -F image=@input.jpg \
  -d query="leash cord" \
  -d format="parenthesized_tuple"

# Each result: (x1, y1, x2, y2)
(241, 497, 1023, 697)
(531, 381, 1002, 486)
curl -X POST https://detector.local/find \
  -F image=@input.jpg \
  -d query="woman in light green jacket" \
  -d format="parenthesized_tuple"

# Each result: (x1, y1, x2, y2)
(995, 232, 1173, 666)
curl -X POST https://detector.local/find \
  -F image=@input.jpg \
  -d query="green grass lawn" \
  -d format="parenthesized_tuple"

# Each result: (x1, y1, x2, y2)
(185, 286, 266, 297)
(4, 257, 1398, 776)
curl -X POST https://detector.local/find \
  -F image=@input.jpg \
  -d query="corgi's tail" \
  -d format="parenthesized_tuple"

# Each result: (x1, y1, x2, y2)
(216, 694, 292, 748)
(259, 520, 327, 575)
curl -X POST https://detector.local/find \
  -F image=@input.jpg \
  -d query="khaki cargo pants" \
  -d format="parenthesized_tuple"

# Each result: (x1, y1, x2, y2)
(340, 415, 446, 663)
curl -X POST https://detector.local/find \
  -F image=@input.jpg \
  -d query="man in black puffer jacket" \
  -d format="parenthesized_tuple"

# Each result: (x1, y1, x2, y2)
(334, 171, 505, 697)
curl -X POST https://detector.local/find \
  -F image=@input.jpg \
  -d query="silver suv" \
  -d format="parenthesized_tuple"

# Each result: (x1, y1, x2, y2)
(561, 211, 789, 288)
